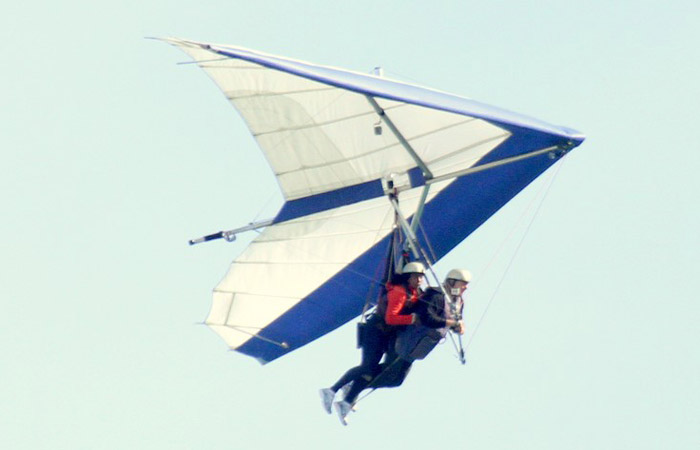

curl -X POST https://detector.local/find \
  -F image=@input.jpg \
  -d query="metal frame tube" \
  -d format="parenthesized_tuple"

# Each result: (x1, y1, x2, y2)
(366, 96, 434, 179)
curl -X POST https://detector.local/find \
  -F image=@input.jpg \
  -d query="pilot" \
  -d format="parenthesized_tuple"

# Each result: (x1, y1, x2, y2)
(319, 261, 426, 425)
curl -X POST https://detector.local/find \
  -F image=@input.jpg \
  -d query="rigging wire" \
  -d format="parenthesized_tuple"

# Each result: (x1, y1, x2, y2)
(465, 157, 568, 352)
(339, 157, 568, 407)
(389, 195, 467, 363)
(251, 189, 280, 224)
(417, 221, 438, 264)
(412, 222, 464, 361)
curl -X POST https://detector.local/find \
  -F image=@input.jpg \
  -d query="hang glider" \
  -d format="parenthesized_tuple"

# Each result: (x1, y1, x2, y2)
(161, 38, 585, 364)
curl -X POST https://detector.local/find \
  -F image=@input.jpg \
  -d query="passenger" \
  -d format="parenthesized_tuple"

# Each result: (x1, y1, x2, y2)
(414, 268, 469, 337)
(319, 261, 426, 425)
(368, 268, 470, 393)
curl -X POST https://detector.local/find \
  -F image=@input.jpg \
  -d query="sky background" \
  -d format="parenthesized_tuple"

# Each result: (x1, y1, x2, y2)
(3, 1, 699, 449)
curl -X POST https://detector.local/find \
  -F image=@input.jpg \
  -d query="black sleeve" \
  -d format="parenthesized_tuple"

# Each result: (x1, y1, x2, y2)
(416, 290, 448, 329)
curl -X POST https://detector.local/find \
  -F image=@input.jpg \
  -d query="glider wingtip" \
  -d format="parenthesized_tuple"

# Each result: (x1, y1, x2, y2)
(558, 126, 586, 146)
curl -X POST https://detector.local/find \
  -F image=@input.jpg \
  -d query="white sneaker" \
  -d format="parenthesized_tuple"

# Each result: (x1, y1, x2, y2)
(334, 400, 353, 426)
(340, 381, 353, 398)
(319, 388, 335, 414)
(339, 383, 358, 411)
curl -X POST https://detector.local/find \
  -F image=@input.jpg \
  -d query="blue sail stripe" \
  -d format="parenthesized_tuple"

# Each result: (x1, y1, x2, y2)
(238, 132, 567, 363)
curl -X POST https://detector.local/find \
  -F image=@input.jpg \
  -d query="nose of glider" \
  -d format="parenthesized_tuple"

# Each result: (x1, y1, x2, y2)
(560, 126, 586, 146)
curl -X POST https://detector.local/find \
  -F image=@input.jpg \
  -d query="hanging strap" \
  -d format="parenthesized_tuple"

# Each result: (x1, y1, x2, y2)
(359, 229, 398, 322)
(359, 188, 404, 323)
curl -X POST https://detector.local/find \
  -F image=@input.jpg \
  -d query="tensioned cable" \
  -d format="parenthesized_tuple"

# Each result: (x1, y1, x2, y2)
(402, 205, 463, 360)
(388, 197, 466, 362)
(465, 157, 568, 351)
(251, 189, 280, 223)
(417, 221, 439, 268)
(360, 235, 397, 320)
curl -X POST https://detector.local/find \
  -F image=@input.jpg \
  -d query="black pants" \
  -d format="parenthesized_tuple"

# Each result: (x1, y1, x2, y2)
(331, 316, 390, 403)
(331, 317, 412, 403)
(367, 355, 412, 390)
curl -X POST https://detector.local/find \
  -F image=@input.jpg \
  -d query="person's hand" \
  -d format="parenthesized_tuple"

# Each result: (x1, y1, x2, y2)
(411, 314, 421, 326)
(450, 320, 465, 335)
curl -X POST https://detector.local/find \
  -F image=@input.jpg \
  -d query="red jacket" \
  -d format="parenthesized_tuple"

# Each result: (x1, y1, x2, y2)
(384, 283, 420, 326)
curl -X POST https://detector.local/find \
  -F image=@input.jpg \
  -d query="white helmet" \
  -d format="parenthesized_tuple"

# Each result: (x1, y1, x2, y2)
(445, 268, 471, 283)
(401, 261, 426, 275)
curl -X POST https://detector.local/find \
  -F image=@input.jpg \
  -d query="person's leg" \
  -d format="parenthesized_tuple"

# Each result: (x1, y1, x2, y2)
(340, 327, 388, 403)
(370, 358, 413, 389)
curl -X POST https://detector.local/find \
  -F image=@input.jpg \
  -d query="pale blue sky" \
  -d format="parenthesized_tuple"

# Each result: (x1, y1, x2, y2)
(2, 1, 699, 449)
